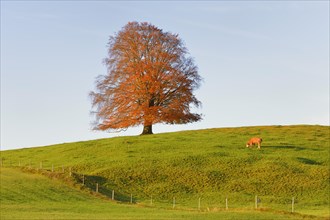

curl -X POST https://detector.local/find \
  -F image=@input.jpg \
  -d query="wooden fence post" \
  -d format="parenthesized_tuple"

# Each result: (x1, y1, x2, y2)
(291, 197, 294, 213)
(130, 194, 133, 204)
(112, 190, 115, 200)
(173, 197, 176, 209)
(96, 183, 99, 193)
(226, 197, 228, 210)
(255, 195, 258, 209)
(198, 197, 201, 210)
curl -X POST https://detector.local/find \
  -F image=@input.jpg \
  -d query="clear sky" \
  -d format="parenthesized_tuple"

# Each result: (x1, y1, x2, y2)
(1, 1, 329, 150)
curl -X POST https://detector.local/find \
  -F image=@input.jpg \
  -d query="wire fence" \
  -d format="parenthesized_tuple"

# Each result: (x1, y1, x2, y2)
(0, 159, 325, 216)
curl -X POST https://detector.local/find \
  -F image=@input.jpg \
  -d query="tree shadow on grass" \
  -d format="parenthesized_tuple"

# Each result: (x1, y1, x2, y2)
(264, 145, 322, 152)
(296, 157, 322, 165)
(72, 173, 135, 203)
(265, 145, 306, 151)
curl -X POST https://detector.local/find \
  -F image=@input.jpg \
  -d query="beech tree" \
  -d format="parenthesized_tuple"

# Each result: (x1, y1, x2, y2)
(90, 22, 202, 135)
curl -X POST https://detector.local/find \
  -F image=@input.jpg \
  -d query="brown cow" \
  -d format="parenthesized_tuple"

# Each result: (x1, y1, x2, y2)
(246, 137, 262, 149)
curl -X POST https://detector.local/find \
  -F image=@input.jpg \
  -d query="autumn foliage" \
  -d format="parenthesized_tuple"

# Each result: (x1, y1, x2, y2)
(90, 22, 202, 134)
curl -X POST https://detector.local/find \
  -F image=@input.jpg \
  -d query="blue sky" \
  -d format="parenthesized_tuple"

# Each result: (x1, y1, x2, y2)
(1, 1, 329, 150)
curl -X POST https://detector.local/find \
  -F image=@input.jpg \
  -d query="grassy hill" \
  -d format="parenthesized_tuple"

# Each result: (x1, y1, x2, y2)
(1, 167, 321, 220)
(1, 125, 329, 219)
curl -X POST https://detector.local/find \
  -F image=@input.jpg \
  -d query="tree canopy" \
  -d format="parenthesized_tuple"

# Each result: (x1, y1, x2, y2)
(90, 22, 202, 134)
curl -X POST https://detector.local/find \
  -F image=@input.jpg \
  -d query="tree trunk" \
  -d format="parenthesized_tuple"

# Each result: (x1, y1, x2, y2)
(141, 98, 155, 135)
(141, 124, 153, 135)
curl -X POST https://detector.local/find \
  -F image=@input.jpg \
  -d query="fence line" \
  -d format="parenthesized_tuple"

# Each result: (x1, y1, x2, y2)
(1, 160, 304, 213)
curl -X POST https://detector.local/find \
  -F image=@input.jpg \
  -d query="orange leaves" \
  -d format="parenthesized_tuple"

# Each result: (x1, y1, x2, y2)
(90, 22, 202, 134)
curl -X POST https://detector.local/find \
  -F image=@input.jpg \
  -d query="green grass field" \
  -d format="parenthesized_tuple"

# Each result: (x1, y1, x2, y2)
(2, 167, 320, 220)
(1, 125, 329, 219)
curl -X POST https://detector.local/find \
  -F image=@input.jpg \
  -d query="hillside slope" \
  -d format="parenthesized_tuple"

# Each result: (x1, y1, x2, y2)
(1, 125, 329, 217)
(2, 168, 317, 220)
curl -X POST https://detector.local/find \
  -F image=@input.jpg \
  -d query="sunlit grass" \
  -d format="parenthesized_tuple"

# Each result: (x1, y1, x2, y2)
(1, 125, 329, 219)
